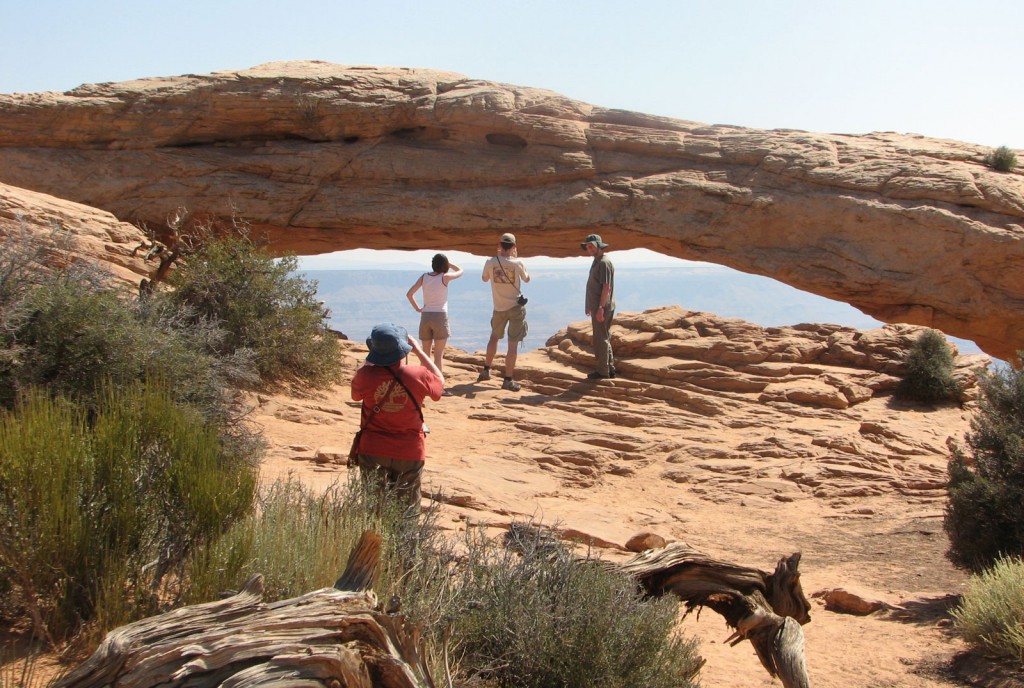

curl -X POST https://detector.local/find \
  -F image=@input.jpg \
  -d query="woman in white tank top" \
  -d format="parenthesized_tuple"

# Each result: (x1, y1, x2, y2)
(406, 253, 463, 393)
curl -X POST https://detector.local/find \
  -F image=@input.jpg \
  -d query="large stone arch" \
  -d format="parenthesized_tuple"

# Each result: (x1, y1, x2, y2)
(0, 61, 1022, 359)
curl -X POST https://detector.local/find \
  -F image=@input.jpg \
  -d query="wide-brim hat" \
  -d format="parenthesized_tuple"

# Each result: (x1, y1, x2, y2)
(580, 233, 609, 249)
(366, 322, 412, 366)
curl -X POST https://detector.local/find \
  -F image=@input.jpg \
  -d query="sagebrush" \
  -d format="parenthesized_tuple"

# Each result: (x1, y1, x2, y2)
(164, 233, 341, 388)
(188, 481, 702, 688)
(452, 525, 702, 688)
(952, 556, 1024, 662)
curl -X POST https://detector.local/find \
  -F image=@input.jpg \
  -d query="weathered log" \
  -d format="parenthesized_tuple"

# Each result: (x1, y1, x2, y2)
(334, 530, 383, 593)
(55, 531, 434, 688)
(620, 542, 812, 688)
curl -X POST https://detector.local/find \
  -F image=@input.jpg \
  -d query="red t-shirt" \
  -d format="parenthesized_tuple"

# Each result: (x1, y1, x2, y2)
(351, 363, 443, 461)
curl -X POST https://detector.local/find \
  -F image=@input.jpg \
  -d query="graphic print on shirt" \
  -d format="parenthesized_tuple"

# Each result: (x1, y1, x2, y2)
(373, 378, 409, 413)
(490, 264, 516, 285)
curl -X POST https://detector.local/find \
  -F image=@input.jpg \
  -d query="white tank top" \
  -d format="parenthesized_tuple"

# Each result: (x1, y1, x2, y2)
(421, 272, 448, 312)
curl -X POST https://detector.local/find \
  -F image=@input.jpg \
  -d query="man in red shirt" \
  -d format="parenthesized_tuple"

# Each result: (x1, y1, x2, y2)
(350, 322, 444, 512)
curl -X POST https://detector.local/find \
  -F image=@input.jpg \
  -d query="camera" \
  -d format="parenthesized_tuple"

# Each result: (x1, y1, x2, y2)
(517, 295, 528, 306)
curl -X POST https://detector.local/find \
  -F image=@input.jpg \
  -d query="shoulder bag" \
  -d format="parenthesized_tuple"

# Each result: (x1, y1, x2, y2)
(496, 255, 528, 305)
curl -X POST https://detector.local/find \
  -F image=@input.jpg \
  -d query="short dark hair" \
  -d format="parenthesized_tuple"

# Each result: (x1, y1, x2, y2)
(500, 241, 515, 251)
(431, 253, 449, 273)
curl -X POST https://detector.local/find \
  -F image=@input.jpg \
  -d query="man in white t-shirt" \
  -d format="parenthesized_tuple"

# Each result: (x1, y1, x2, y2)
(479, 233, 530, 392)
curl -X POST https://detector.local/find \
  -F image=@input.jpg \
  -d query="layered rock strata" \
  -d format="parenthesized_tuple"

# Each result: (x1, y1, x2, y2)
(1, 62, 1022, 357)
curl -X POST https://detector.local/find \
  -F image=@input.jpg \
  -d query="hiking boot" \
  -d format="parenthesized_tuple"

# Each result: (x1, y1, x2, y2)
(477, 367, 491, 381)
(502, 378, 521, 392)
(587, 371, 612, 380)
(441, 389, 453, 397)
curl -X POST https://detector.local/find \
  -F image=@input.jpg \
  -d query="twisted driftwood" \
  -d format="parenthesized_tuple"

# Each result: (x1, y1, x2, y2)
(620, 543, 812, 688)
(55, 531, 435, 688)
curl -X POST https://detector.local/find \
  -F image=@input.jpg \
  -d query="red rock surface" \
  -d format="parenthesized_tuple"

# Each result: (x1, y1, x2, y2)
(1, 62, 1023, 358)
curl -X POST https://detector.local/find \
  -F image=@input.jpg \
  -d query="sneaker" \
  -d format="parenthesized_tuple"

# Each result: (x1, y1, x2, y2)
(502, 378, 521, 392)
(477, 367, 491, 382)
(587, 371, 612, 380)
(441, 389, 453, 397)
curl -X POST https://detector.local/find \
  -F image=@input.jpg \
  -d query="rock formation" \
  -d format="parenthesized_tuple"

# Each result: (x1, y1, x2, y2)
(1, 61, 1022, 359)
(0, 182, 150, 286)
(1, 178, 993, 685)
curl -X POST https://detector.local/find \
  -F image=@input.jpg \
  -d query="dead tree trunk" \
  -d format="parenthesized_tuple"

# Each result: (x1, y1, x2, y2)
(619, 543, 813, 688)
(54, 531, 435, 688)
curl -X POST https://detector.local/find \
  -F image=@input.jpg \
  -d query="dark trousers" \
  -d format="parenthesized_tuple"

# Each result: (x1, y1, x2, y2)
(354, 453, 424, 514)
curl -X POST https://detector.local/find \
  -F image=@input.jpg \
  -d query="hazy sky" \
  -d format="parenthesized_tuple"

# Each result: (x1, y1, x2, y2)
(3, 0, 1021, 150)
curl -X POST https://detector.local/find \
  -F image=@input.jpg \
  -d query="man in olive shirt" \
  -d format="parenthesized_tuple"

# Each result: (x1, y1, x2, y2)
(581, 233, 615, 379)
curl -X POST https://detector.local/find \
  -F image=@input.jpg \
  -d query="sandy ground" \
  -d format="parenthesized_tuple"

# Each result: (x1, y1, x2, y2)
(248, 339, 1003, 688)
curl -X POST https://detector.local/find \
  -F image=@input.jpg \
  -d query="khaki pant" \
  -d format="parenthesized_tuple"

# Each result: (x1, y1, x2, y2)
(591, 306, 615, 376)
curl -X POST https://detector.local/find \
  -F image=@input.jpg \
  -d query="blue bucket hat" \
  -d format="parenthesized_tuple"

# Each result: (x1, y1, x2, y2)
(366, 323, 412, 366)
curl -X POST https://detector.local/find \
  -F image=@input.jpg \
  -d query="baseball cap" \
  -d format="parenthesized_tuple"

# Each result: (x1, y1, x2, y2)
(580, 233, 609, 249)
(500, 232, 516, 245)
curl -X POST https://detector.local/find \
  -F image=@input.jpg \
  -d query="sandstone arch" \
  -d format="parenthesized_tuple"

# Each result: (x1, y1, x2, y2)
(1, 61, 1022, 359)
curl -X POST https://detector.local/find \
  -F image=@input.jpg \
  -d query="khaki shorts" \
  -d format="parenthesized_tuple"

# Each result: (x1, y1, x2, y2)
(490, 304, 528, 342)
(419, 311, 451, 340)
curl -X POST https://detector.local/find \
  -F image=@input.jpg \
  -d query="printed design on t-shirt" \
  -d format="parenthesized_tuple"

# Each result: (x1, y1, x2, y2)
(373, 378, 409, 413)
(490, 264, 515, 285)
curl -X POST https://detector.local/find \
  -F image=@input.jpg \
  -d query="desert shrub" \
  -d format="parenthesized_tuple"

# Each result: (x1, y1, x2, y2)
(895, 329, 962, 404)
(952, 556, 1024, 662)
(452, 525, 702, 688)
(986, 145, 1019, 172)
(945, 358, 1024, 571)
(185, 476, 462, 683)
(187, 486, 700, 688)
(164, 234, 341, 388)
(185, 476, 415, 603)
(6, 280, 153, 405)
(0, 223, 257, 418)
(0, 381, 258, 646)
(0, 277, 257, 434)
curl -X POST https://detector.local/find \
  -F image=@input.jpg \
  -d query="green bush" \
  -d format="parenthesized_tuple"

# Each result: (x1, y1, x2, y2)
(0, 261, 250, 416)
(945, 358, 1024, 571)
(0, 381, 258, 646)
(7, 280, 155, 404)
(164, 234, 341, 388)
(986, 145, 1019, 172)
(452, 525, 702, 688)
(895, 329, 962, 404)
(952, 556, 1024, 662)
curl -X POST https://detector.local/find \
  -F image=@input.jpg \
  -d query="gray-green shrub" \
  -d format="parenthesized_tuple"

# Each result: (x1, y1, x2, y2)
(0, 381, 258, 646)
(986, 145, 1018, 172)
(945, 357, 1024, 571)
(452, 526, 702, 688)
(895, 329, 962, 404)
(164, 234, 341, 388)
(952, 556, 1024, 662)
(187, 483, 701, 688)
